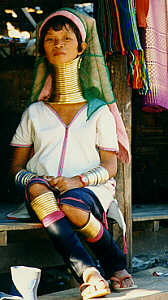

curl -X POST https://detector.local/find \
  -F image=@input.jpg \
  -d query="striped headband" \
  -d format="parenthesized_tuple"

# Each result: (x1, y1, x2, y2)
(39, 10, 86, 42)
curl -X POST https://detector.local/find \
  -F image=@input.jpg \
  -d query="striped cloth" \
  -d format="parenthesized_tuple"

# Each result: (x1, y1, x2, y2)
(142, 0, 168, 112)
(94, 0, 150, 94)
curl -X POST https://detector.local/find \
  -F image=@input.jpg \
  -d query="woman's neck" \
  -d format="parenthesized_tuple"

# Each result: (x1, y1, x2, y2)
(48, 57, 86, 104)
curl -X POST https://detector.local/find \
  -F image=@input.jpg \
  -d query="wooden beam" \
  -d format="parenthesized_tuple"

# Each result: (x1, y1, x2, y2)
(21, 8, 36, 29)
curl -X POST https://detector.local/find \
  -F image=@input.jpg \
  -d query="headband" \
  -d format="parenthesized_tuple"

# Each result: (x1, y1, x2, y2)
(39, 10, 86, 42)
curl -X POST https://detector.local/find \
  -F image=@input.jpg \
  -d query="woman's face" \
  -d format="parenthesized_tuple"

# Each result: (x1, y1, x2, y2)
(43, 24, 85, 65)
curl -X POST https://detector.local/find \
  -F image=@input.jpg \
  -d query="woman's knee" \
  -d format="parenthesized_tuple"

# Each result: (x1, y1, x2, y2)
(61, 204, 89, 227)
(28, 183, 50, 200)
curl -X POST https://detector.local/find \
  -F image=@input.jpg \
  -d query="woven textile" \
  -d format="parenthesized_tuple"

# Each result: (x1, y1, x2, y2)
(135, 0, 149, 28)
(94, 0, 150, 94)
(142, 0, 168, 112)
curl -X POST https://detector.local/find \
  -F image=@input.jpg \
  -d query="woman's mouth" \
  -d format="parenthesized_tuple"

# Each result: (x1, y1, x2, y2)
(53, 51, 65, 56)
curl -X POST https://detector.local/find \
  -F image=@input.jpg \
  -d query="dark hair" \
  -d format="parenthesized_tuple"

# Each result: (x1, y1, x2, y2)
(39, 15, 83, 55)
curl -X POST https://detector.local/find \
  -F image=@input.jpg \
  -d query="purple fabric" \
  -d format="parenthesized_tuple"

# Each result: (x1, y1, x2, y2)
(142, 0, 168, 112)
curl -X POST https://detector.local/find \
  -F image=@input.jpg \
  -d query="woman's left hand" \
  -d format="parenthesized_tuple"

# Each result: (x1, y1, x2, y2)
(43, 175, 83, 194)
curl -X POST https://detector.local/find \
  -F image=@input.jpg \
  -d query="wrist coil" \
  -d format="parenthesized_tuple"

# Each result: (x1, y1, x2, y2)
(15, 169, 37, 187)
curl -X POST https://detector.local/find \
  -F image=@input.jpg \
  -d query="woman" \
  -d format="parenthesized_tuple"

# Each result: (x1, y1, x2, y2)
(10, 8, 135, 299)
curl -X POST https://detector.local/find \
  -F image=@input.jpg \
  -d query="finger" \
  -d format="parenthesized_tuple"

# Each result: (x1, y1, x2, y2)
(52, 185, 61, 195)
(55, 184, 68, 195)
(44, 176, 55, 182)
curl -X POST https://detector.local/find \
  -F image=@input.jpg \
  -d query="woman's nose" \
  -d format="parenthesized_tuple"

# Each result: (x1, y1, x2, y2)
(54, 39, 64, 47)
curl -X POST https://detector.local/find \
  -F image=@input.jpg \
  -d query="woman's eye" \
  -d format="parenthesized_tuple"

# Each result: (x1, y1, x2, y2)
(45, 38, 54, 42)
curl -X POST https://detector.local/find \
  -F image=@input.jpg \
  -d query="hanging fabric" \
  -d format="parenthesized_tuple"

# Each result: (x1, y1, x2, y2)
(135, 0, 149, 28)
(93, 0, 150, 95)
(142, 0, 168, 112)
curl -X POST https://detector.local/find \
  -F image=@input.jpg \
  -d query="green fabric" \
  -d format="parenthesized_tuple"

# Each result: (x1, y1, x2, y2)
(28, 8, 116, 119)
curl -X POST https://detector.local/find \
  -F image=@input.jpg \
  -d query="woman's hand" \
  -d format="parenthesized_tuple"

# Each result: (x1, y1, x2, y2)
(43, 175, 83, 194)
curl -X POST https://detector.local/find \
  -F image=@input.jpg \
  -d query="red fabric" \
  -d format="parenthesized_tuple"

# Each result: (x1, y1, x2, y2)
(135, 0, 149, 27)
(123, 235, 128, 255)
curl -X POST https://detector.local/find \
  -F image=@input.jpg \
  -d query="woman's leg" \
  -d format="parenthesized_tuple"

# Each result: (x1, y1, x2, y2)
(26, 179, 109, 294)
(59, 188, 134, 288)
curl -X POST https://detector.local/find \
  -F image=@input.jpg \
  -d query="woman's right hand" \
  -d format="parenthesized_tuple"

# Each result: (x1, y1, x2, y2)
(43, 175, 83, 194)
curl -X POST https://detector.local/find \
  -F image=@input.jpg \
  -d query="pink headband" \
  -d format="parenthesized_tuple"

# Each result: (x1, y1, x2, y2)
(39, 10, 86, 42)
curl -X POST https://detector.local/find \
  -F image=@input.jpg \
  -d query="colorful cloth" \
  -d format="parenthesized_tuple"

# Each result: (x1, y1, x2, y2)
(94, 0, 150, 95)
(142, 0, 168, 112)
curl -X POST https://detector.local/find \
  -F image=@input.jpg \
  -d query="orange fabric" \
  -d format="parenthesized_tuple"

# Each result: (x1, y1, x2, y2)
(135, 0, 149, 27)
(113, 0, 125, 55)
(132, 50, 143, 89)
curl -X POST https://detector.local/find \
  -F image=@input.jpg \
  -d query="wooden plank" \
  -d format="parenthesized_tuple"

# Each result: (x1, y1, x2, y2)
(39, 287, 168, 300)
(132, 204, 168, 212)
(132, 204, 168, 222)
(133, 215, 168, 222)
(0, 222, 43, 231)
(0, 231, 7, 246)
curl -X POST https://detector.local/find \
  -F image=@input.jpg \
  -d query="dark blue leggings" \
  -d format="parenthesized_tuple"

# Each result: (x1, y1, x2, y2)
(25, 180, 126, 279)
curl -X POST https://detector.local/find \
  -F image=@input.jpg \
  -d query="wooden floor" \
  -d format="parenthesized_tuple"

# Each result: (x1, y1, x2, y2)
(39, 267, 168, 300)
(39, 288, 168, 300)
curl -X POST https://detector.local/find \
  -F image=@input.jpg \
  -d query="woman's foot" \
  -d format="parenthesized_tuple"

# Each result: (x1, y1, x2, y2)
(80, 267, 110, 299)
(110, 269, 136, 291)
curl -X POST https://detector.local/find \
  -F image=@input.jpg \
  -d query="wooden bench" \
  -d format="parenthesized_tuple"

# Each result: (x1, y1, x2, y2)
(0, 222, 43, 246)
(1, 203, 168, 261)
(0, 202, 43, 246)
(0, 202, 117, 247)
(132, 204, 168, 232)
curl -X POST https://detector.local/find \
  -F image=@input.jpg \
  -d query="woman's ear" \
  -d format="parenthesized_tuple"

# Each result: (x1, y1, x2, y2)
(78, 42, 87, 55)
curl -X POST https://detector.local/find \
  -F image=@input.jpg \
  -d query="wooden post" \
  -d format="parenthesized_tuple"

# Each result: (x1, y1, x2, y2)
(0, 231, 7, 246)
(109, 54, 132, 271)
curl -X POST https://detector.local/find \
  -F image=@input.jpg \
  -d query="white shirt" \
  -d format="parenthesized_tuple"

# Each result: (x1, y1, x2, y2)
(11, 101, 119, 211)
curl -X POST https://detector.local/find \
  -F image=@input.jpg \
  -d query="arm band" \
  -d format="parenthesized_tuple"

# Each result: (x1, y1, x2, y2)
(82, 166, 109, 186)
(15, 169, 37, 187)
